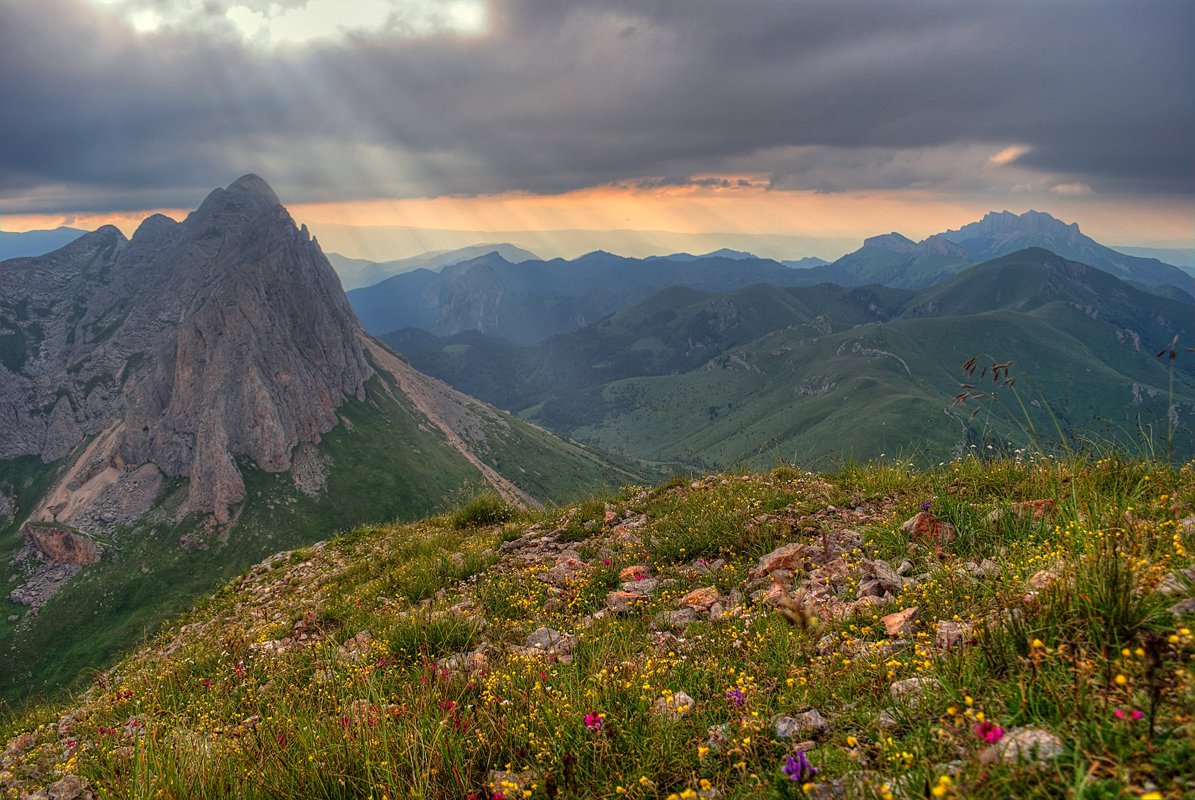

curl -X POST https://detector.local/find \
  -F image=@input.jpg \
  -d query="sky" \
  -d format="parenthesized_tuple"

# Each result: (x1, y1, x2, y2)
(1, 0, 1192, 260)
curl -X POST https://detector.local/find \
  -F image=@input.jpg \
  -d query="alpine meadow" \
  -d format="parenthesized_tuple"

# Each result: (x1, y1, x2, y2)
(1, 2, 1193, 799)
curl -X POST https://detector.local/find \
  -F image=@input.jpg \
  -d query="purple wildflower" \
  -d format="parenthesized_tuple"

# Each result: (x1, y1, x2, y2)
(920, 501, 932, 512)
(726, 687, 746, 707)
(782, 749, 818, 782)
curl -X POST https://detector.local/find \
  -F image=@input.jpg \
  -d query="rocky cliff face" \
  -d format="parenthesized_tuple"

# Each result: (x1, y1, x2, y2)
(0, 175, 372, 528)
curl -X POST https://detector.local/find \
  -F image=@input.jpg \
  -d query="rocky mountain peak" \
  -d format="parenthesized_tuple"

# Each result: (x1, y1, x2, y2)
(1, 176, 372, 529)
(190, 173, 283, 228)
(944, 210, 1082, 242)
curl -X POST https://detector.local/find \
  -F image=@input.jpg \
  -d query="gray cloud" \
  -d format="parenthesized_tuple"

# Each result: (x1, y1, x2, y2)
(1, 0, 1192, 213)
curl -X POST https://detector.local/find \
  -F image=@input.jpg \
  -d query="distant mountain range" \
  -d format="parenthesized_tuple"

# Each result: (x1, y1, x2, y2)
(392, 247, 1195, 469)
(327, 243, 540, 290)
(348, 210, 1193, 345)
(0, 227, 87, 261)
(0, 176, 632, 703)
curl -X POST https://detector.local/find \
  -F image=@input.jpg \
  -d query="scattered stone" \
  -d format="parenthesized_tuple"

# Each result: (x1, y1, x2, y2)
(901, 511, 955, 544)
(1027, 569, 1059, 591)
(896, 560, 914, 576)
(1170, 598, 1195, 617)
(882, 607, 920, 637)
(889, 677, 938, 708)
(935, 620, 974, 650)
(620, 574, 659, 594)
(656, 608, 700, 629)
(24, 775, 98, 800)
(750, 543, 805, 579)
(653, 691, 695, 720)
(704, 723, 732, 752)
(877, 709, 900, 730)
(964, 558, 1001, 578)
(692, 557, 727, 575)
(680, 586, 721, 612)
(775, 708, 830, 740)
(858, 559, 905, 599)
(540, 551, 588, 587)
(525, 627, 575, 656)
(606, 590, 647, 615)
(1158, 568, 1194, 596)
(980, 726, 1065, 764)
(619, 565, 651, 581)
(5, 614, 17, 622)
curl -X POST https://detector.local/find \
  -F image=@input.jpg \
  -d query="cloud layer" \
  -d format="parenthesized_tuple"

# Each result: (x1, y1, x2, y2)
(2, 0, 1191, 213)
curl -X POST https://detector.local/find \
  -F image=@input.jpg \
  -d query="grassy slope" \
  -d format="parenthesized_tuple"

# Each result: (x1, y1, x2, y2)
(568, 309, 1195, 468)
(2, 454, 1192, 799)
(0, 376, 635, 710)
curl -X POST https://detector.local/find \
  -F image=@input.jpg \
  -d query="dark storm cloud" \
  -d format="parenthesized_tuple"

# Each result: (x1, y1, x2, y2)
(1, 0, 1191, 212)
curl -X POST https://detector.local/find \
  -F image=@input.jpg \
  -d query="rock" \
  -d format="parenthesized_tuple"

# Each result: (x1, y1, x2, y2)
(525, 627, 575, 656)
(889, 677, 938, 708)
(935, 620, 974, 650)
(965, 558, 1001, 578)
(25, 775, 99, 800)
(541, 551, 588, 587)
(901, 511, 955, 544)
(775, 708, 830, 740)
(606, 590, 647, 615)
(653, 691, 696, 720)
(1158, 568, 1194, 596)
(858, 559, 905, 599)
(750, 543, 805, 579)
(656, 608, 700, 629)
(618, 565, 651, 581)
(620, 577, 659, 595)
(704, 723, 731, 752)
(979, 726, 1065, 764)
(21, 524, 102, 565)
(680, 586, 721, 612)
(877, 709, 900, 730)
(1027, 569, 1058, 591)
(882, 607, 919, 637)
(1169, 598, 1195, 617)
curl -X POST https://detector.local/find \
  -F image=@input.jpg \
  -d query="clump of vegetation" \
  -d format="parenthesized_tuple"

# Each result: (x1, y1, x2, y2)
(2, 454, 1193, 799)
(449, 492, 516, 529)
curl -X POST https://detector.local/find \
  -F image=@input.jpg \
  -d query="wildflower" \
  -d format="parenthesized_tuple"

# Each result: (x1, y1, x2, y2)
(1114, 674, 1128, 686)
(584, 712, 604, 731)
(920, 501, 932, 512)
(726, 687, 746, 707)
(782, 750, 818, 782)
(974, 721, 1004, 744)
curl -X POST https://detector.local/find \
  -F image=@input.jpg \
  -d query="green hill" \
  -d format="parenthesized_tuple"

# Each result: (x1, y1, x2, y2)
(394, 249, 1195, 469)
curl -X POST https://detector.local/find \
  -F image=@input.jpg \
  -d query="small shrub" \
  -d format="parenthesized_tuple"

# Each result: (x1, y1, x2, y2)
(449, 492, 513, 529)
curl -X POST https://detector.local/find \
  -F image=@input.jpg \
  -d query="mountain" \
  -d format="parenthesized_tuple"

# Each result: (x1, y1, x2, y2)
(1112, 245, 1195, 271)
(0, 176, 635, 704)
(794, 211, 1194, 295)
(348, 251, 823, 345)
(0, 227, 87, 260)
(327, 243, 541, 291)
(801, 232, 970, 289)
(939, 210, 1195, 294)
(781, 256, 831, 269)
(393, 249, 1195, 469)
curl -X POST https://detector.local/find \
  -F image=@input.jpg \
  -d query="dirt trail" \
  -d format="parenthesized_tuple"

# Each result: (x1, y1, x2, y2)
(361, 336, 540, 509)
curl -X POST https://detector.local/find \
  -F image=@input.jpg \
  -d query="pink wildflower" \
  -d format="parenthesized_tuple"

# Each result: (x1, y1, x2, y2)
(974, 721, 1004, 744)
(584, 711, 604, 731)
